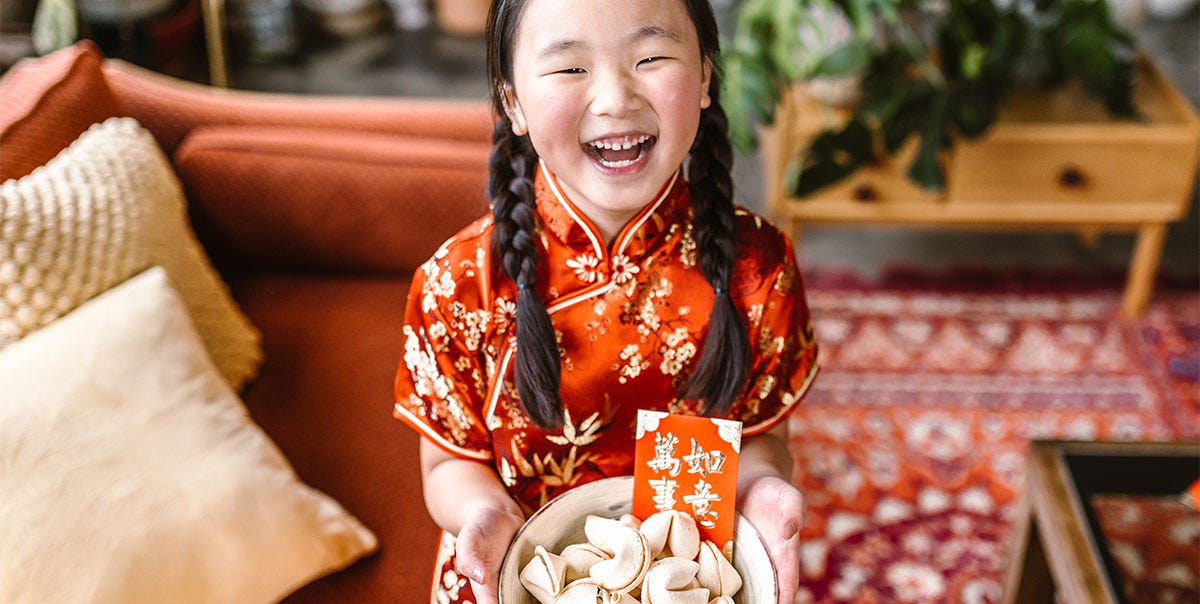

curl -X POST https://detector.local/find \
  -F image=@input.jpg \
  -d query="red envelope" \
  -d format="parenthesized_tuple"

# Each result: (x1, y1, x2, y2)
(632, 410, 742, 551)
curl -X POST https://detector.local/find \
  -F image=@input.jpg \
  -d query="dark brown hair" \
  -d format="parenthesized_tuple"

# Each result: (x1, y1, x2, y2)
(486, 0, 747, 428)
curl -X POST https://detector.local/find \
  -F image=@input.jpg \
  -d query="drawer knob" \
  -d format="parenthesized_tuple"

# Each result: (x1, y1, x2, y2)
(852, 183, 878, 202)
(1059, 166, 1087, 188)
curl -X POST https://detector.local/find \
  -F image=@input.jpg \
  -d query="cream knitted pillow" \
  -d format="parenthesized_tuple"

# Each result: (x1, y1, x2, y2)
(0, 267, 377, 603)
(0, 117, 260, 388)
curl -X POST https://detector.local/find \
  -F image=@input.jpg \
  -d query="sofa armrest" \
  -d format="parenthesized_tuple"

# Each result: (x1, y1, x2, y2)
(101, 59, 494, 156)
(175, 125, 492, 275)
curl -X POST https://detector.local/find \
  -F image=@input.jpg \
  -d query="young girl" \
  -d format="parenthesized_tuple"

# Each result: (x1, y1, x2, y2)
(393, 1, 819, 602)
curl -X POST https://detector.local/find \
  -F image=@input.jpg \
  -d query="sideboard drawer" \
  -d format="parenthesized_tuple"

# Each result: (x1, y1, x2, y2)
(949, 137, 1191, 209)
(946, 57, 1199, 219)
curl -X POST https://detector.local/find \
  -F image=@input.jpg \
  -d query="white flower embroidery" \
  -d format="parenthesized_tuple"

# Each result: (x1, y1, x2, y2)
(610, 254, 640, 284)
(402, 326, 440, 398)
(460, 309, 490, 352)
(494, 297, 516, 324)
(660, 328, 697, 377)
(754, 374, 777, 400)
(679, 223, 698, 268)
(422, 270, 456, 313)
(428, 321, 448, 345)
(566, 253, 601, 283)
(616, 344, 648, 383)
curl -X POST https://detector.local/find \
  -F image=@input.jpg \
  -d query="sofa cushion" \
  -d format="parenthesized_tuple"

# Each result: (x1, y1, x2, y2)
(227, 273, 440, 602)
(0, 40, 124, 182)
(174, 126, 491, 274)
(0, 267, 378, 604)
(0, 117, 262, 389)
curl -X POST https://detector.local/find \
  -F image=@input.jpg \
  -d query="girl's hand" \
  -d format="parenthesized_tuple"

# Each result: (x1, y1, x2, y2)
(454, 504, 526, 604)
(738, 474, 806, 604)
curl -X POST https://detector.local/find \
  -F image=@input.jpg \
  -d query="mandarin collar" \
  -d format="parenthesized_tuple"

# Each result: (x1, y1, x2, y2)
(534, 161, 689, 263)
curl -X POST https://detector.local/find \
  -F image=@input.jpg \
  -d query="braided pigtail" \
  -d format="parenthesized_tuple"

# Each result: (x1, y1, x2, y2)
(488, 116, 563, 429)
(682, 79, 749, 415)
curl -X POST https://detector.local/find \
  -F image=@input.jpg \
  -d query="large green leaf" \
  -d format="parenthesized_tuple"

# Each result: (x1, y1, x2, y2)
(817, 42, 872, 78)
(792, 119, 874, 197)
(906, 93, 950, 191)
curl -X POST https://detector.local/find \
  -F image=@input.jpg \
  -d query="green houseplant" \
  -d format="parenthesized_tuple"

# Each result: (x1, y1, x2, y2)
(721, 0, 1138, 196)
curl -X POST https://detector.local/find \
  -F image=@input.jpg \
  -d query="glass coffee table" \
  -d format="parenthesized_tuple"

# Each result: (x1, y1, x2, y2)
(1002, 440, 1200, 604)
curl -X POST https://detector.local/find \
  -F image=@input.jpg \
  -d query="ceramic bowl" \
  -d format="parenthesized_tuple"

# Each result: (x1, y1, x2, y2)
(498, 475, 776, 603)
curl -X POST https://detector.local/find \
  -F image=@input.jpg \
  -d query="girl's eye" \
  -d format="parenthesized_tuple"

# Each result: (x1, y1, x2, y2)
(556, 68, 586, 75)
(638, 57, 668, 66)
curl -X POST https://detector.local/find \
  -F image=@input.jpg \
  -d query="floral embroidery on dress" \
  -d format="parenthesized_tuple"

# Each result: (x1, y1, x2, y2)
(747, 303, 765, 327)
(615, 343, 650, 383)
(626, 275, 674, 339)
(506, 440, 599, 507)
(458, 308, 490, 352)
(775, 260, 797, 293)
(659, 327, 698, 378)
(402, 326, 447, 400)
(754, 374, 778, 400)
(422, 270, 457, 313)
(567, 252, 601, 283)
(757, 325, 787, 357)
(433, 536, 469, 604)
(678, 223, 698, 268)
(493, 297, 516, 326)
(584, 299, 613, 342)
(546, 405, 610, 446)
(610, 254, 640, 284)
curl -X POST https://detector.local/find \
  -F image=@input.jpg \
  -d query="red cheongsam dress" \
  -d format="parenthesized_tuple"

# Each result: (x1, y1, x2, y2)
(393, 162, 819, 604)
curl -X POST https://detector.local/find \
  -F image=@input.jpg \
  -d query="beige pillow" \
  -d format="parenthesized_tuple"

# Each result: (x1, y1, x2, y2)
(0, 117, 260, 388)
(0, 267, 377, 603)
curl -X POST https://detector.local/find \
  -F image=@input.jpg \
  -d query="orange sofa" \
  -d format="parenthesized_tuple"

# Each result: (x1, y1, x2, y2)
(0, 41, 494, 601)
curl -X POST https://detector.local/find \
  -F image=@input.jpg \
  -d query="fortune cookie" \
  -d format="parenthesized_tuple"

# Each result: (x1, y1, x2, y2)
(561, 542, 610, 582)
(640, 558, 710, 604)
(584, 515, 652, 593)
(696, 540, 742, 598)
(708, 597, 735, 604)
(640, 510, 701, 561)
(555, 578, 639, 603)
(521, 545, 570, 604)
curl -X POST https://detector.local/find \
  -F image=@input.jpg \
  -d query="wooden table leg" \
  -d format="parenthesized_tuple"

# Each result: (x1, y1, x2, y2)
(200, 0, 228, 87)
(1002, 463, 1057, 604)
(1122, 223, 1167, 317)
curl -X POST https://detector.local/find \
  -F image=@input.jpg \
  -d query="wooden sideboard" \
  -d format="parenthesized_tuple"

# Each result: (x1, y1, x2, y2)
(762, 56, 1200, 316)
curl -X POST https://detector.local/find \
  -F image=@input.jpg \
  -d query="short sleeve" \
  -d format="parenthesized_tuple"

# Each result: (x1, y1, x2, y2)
(393, 247, 494, 461)
(734, 244, 820, 435)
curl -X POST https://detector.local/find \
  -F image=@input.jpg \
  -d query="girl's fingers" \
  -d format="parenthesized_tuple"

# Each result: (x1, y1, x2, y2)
(739, 476, 805, 603)
(455, 506, 526, 604)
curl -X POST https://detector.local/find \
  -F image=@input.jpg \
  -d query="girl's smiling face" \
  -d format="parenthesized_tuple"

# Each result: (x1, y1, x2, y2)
(504, 0, 711, 243)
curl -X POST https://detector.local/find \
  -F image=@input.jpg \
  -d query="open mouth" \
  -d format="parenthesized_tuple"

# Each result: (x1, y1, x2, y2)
(584, 134, 657, 170)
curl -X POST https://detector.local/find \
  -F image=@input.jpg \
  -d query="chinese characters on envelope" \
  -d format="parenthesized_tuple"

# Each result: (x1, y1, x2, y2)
(632, 410, 742, 549)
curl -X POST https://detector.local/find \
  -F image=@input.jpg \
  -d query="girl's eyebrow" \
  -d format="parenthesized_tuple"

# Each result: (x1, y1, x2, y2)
(536, 40, 583, 62)
(632, 24, 682, 44)
(534, 25, 683, 62)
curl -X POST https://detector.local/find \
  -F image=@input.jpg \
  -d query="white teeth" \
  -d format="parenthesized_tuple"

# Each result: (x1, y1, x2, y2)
(589, 134, 651, 150)
(585, 134, 653, 169)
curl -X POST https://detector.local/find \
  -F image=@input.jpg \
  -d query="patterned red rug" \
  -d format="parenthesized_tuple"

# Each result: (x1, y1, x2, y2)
(789, 269, 1199, 603)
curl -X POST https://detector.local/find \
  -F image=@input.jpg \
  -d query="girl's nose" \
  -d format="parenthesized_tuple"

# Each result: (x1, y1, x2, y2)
(589, 70, 643, 117)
